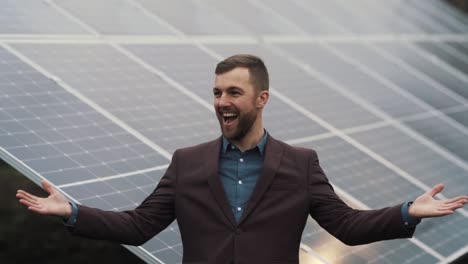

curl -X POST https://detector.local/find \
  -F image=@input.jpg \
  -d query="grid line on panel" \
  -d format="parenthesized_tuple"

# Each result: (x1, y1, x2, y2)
(345, 0, 438, 34)
(0, 50, 160, 184)
(286, 103, 468, 146)
(58, 164, 168, 188)
(111, 44, 213, 112)
(363, 41, 468, 106)
(410, 0, 468, 33)
(12, 43, 219, 153)
(347, 1, 421, 34)
(320, 42, 468, 137)
(2, 43, 173, 161)
(291, 0, 348, 34)
(406, 42, 468, 93)
(262, 34, 468, 44)
(83, 181, 158, 210)
(125, 245, 165, 264)
(299, 244, 329, 264)
(263, 42, 468, 202)
(122, 0, 185, 36)
(440, 245, 468, 264)
(45, 0, 99, 36)
(245, 0, 309, 35)
(3, 35, 468, 45)
(441, 41, 468, 63)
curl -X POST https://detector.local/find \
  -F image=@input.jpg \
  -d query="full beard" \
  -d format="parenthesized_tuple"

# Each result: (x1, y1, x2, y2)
(218, 109, 257, 142)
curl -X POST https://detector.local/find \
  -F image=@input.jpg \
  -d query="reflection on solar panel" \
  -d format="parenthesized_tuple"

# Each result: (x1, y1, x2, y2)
(1, 0, 467, 263)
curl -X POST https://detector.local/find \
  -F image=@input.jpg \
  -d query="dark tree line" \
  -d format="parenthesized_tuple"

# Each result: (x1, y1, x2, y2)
(0, 159, 144, 264)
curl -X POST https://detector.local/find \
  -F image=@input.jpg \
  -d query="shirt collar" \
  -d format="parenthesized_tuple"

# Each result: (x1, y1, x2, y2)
(222, 130, 268, 155)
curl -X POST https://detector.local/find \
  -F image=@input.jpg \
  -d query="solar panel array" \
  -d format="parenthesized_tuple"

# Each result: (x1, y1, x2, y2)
(1, 0, 467, 263)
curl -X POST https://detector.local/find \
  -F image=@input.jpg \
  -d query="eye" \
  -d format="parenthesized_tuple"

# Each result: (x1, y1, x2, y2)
(229, 90, 240, 96)
(213, 90, 221, 97)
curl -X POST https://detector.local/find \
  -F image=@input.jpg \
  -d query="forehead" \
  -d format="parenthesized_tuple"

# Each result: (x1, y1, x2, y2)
(215, 67, 251, 89)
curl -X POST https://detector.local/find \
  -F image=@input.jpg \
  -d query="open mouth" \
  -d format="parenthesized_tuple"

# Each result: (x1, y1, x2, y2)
(222, 112, 238, 124)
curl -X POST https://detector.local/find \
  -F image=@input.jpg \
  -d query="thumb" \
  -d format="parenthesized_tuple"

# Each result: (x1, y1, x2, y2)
(428, 183, 444, 197)
(41, 180, 56, 195)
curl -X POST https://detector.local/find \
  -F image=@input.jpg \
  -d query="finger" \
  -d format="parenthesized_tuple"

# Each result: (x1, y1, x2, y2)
(28, 205, 46, 215)
(428, 183, 444, 197)
(17, 195, 40, 206)
(16, 190, 39, 201)
(19, 199, 40, 208)
(442, 196, 468, 204)
(16, 192, 37, 203)
(434, 210, 454, 216)
(445, 203, 465, 211)
(41, 180, 56, 195)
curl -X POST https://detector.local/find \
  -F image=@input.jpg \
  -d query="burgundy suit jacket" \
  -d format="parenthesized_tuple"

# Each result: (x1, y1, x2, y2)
(71, 135, 414, 264)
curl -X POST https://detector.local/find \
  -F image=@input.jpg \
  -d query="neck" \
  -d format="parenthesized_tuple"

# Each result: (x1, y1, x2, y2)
(231, 121, 264, 152)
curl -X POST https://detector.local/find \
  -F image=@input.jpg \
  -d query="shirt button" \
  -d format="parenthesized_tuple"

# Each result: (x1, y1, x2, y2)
(231, 146, 235, 149)
(238, 180, 243, 185)
(239, 158, 244, 162)
(237, 207, 242, 211)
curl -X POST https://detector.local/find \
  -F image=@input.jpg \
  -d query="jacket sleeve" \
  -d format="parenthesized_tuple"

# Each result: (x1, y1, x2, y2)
(68, 150, 179, 246)
(308, 150, 415, 246)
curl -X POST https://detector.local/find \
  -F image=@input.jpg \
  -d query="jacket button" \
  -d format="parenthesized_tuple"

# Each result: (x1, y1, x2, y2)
(235, 228, 242, 235)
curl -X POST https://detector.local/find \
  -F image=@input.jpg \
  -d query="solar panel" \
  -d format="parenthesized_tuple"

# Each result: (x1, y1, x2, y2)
(0, 0, 88, 34)
(1, 0, 467, 263)
(55, 0, 176, 35)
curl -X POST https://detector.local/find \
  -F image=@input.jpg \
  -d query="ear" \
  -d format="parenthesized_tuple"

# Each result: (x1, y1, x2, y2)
(256, 90, 269, 109)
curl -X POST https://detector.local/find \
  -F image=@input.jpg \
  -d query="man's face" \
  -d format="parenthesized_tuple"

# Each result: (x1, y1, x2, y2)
(213, 67, 260, 141)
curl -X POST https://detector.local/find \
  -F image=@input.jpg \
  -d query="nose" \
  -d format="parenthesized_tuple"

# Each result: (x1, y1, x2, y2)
(216, 93, 231, 108)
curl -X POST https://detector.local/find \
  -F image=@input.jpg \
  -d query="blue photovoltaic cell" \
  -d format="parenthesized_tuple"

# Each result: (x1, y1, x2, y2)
(349, 124, 468, 197)
(275, 43, 428, 118)
(296, 137, 422, 207)
(377, 42, 468, 100)
(12, 43, 219, 153)
(409, 0, 468, 33)
(415, 42, 468, 77)
(55, 0, 176, 35)
(255, 0, 347, 34)
(0, 0, 88, 34)
(329, 42, 465, 110)
(135, 0, 249, 35)
(202, 0, 305, 34)
(0, 47, 167, 188)
(447, 108, 468, 128)
(404, 116, 468, 162)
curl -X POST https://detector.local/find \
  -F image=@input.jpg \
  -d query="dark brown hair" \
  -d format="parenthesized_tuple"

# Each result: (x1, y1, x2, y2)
(215, 54, 269, 91)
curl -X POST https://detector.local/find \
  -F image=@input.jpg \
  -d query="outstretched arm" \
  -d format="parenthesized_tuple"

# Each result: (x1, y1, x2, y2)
(409, 183, 468, 218)
(16, 180, 72, 219)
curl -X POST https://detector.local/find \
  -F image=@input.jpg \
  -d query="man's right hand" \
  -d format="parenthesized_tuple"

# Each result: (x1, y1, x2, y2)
(16, 180, 72, 218)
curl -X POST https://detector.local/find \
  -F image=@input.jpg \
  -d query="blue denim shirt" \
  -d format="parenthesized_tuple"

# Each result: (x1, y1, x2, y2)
(219, 132, 268, 222)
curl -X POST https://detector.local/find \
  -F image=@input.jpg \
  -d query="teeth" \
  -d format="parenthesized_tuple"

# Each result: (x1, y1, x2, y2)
(222, 113, 237, 117)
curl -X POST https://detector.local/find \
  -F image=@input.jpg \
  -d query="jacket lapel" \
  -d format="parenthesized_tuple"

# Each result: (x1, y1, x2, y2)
(238, 135, 284, 225)
(205, 137, 237, 227)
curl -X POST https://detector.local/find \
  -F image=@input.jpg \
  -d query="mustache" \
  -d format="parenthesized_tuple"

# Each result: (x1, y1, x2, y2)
(217, 107, 238, 113)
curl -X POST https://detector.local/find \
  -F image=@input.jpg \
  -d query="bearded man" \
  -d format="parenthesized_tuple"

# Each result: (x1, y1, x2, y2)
(17, 54, 468, 264)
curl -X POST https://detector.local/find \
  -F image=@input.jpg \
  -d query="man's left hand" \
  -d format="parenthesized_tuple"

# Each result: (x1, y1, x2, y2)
(409, 183, 468, 218)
